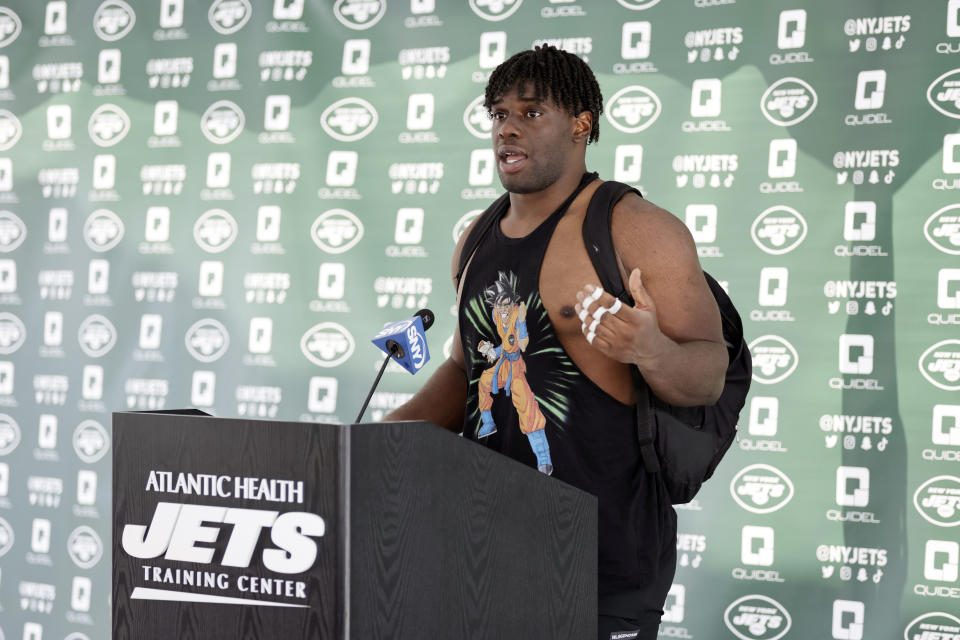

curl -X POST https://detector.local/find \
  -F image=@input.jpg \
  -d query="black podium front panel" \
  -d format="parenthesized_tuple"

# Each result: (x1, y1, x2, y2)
(113, 412, 342, 639)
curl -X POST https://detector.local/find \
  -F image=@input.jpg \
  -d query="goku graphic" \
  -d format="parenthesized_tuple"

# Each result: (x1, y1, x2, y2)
(476, 271, 552, 475)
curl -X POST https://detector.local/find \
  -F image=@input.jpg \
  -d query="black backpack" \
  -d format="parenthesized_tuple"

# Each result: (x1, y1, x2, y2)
(582, 180, 752, 504)
(456, 177, 752, 504)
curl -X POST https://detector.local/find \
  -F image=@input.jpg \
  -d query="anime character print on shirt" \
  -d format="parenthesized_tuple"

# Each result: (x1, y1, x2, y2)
(465, 270, 578, 476)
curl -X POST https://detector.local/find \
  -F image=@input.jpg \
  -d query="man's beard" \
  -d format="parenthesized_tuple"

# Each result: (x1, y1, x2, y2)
(498, 158, 564, 194)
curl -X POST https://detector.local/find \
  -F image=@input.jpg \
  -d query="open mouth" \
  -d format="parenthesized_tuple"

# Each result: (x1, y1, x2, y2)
(498, 147, 527, 171)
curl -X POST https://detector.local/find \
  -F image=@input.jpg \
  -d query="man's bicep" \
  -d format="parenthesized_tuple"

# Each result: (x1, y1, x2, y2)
(613, 200, 723, 344)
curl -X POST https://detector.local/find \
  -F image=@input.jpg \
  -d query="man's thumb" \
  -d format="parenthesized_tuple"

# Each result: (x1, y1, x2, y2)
(630, 268, 653, 309)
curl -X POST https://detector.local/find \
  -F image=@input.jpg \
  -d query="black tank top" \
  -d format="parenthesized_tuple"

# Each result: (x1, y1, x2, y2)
(458, 175, 676, 596)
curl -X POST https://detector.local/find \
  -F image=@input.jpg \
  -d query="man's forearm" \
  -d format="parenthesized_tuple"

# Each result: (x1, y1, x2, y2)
(383, 357, 467, 431)
(636, 336, 727, 407)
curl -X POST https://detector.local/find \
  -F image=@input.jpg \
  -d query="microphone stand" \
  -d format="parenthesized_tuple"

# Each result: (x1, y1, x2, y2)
(355, 340, 401, 423)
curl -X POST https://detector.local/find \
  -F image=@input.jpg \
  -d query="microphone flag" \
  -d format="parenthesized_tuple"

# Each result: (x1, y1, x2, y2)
(371, 315, 430, 374)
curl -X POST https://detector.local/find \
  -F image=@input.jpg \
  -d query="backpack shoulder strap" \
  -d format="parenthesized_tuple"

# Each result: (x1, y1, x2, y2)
(454, 191, 509, 288)
(582, 180, 641, 305)
(581, 180, 661, 473)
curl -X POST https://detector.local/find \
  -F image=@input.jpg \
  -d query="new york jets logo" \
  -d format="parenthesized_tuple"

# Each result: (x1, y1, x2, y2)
(731, 464, 795, 514)
(68, 525, 103, 569)
(185, 319, 230, 363)
(88, 104, 130, 147)
(924, 205, 960, 255)
(751, 206, 807, 255)
(468, 0, 523, 22)
(209, 0, 251, 35)
(0, 212, 26, 252)
(0, 8, 22, 48)
(0, 517, 13, 557)
(311, 209, 364, 254)
(93, 0, 135, 41)
(0, 110, 22, 151)
(83, 210, 124, 252)
(914, 475, 960, 527)
(78, 315, 116, 358)
(194, 210, 238, 253)
(919, 339, 960, 391)
(616, 0, 661, 8)
(761, 77, 817, 127)
(750, 335, 798, 385)
(904, 613, 960, 640)
(453, 210, 483, 244)
(0, 312, 25, 355)
(73, 420, 110, 463)
(463, 95, 493, 139)
(301, 322, 355, 367)
(333, 0, 386, 30)
(201, 101, 245, 144)
(0, 413, 21, 455)
(321, 97, 378, 142)
(605, 86, 661, 134)
(724, 595, 791, 640)
(928, 69, 960, 119)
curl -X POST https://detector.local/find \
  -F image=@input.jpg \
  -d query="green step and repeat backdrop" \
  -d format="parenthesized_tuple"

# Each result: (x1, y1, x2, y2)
(0, 0, 958, 638)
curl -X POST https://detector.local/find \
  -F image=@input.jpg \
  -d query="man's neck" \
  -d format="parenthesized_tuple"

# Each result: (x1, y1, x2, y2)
(503, 165, 587, 231)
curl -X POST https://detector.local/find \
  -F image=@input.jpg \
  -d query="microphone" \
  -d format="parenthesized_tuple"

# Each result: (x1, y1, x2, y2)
(355, 309, 433, 423)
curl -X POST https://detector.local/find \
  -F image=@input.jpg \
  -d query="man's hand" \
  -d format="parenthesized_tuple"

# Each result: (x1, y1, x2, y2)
(477, 340, 497, 363)
(517, 300, 527, 322)
(573, 268, 668, 367)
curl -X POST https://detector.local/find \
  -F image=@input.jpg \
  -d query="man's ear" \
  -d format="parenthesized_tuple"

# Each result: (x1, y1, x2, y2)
(572, 111, 592, 142)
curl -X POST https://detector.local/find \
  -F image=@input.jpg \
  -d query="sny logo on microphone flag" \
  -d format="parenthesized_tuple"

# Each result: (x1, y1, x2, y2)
(372, 315, 430, 374)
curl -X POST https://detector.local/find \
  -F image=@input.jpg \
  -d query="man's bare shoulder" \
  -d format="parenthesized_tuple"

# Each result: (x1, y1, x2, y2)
(608, 191, 697, 265)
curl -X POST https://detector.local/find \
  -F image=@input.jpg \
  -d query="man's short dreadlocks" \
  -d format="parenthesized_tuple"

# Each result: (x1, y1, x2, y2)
(484, 44, 603, 144)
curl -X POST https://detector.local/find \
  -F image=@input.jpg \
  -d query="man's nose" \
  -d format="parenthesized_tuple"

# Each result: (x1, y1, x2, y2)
(497, 114, 522, 138)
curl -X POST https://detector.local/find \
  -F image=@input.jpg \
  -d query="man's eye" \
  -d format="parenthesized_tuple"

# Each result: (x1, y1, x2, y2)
(490, 112, 506, 120)
(526, 111, 541, 118)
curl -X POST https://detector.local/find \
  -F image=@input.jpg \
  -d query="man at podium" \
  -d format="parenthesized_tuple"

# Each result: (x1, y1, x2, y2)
(386, 45, 727, 640)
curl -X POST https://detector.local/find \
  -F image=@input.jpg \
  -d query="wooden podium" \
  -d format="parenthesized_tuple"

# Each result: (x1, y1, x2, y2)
(112, 412, 597, 639)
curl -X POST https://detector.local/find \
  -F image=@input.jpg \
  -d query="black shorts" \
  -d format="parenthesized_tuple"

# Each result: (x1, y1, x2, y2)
(597, 612, 662, 640)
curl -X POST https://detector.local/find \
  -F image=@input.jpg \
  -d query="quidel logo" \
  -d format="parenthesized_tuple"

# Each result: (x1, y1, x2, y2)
(468, 0, 522, 22)
(208, 0, 251, 35)
(749, 335, 798, 384)
(94, 0, 134, 41)
(724, 595, 791, 640)
(731, 464, 795, 514)
(185, 319, 230, 363)
(311, 209, 364, 254)
(84, 210, 124, 252)
(928, 69, 960, 119)
(605, 86, 661, 133)
(761, 77, 817, 126)
(0, 110, 22, 150)
(73, 419, 110, 463)
(0, 312, 25, 354)
(919, 339, 960, 391)
(194, 210, 237, 253)
(0, 7, 22, 47)
(904, 613, 960, 640)
(463, 95, 492, 139)
(78, 314, 116, 358)
(301, 322, 355, 367)
(751, 206, 807, 255)
(925, 205, 960, 255)
(67, 525, 103, 569)
(201, 100, 245, 144)
(334, 0, 386, 29)
(88, 103, 130, 147)
(914, 475, 960, 527)
(321, 97, 378, 142)
(0, 413, 20, 454)
(0, 211, 26, 251)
